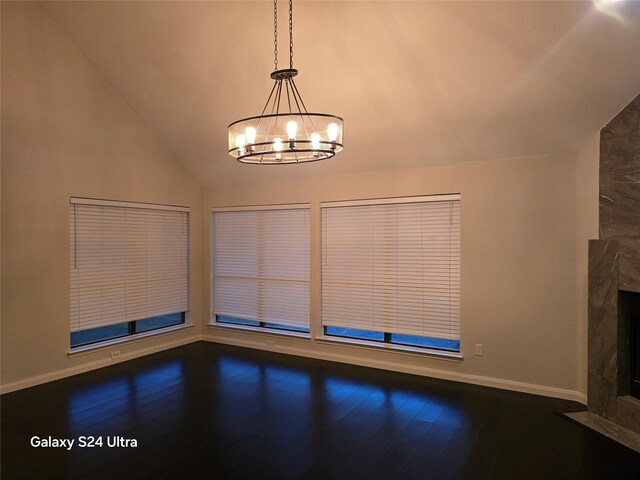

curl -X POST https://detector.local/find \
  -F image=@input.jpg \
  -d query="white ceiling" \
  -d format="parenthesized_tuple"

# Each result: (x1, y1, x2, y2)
(41, 1, 640, 187)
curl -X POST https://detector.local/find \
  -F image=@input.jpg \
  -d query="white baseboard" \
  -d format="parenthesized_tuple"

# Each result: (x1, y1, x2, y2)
(1, 334, 588, 405)
(0, 335, 201, 394)
(202, 333, 587, 404)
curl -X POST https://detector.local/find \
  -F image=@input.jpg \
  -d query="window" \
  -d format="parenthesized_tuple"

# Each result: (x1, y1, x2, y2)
(70, 313, 185, 347)
(321, 195, 461, 352)
(211, 205, 310, 333)
(70, 199, 189, 349)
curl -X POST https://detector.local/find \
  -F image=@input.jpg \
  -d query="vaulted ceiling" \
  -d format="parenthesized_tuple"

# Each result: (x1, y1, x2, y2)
(41, 1, 640, 187)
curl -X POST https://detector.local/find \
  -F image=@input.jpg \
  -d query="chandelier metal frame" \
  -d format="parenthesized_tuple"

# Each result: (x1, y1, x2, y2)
(227, 0, 344, 165)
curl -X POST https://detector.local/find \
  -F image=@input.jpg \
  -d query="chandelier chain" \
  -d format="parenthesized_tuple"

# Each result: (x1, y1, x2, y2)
(289, 0, 293, 68)
(273, 0, 278, 70)
(273, 0, 294, 71)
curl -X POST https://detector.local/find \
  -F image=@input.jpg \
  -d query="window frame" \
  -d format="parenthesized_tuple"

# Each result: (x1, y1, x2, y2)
(319, 194, 462, 355)
(210, 204, 311, 336)
(69, 197, 191, 354)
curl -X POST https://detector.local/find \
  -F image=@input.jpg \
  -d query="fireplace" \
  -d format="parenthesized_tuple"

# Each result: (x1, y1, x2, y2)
(588, 240, 640, 435)
(630, 292, 640, 399)
(586, 94, 640, 439)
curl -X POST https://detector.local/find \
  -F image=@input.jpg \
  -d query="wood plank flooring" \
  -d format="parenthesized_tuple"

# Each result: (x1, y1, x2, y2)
(2, 342, 639, 479)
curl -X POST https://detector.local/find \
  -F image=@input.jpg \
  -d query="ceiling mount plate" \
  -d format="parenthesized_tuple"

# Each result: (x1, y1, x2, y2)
(270, 68, 298, 80)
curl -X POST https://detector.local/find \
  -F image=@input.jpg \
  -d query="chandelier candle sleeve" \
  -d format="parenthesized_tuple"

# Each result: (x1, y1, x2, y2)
(227, 0, 343, 165)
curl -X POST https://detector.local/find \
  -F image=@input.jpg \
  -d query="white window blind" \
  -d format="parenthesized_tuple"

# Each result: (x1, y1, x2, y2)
(211, 206, 310, 330)
(321, 195, 460, 340)
(70, 199, 189, 333)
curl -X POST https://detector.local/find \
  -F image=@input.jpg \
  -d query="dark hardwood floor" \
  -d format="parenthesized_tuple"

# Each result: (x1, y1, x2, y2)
(2, 342, 639, 479)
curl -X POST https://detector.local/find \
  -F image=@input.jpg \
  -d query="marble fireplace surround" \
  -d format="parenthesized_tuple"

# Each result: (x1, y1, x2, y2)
(588, 239, 640, 435)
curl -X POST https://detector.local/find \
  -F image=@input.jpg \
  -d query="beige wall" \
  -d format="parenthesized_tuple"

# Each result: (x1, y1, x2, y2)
(203, 150, 596, 400)
(1, 2, 202, 391)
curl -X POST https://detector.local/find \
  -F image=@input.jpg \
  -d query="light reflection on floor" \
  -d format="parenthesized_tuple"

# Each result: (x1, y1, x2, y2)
(68, 361, 185, 432)
(214, 354, 462, 445)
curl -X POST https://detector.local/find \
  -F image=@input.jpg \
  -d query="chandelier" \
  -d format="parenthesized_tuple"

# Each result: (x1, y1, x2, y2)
(227, 0, 344, 165)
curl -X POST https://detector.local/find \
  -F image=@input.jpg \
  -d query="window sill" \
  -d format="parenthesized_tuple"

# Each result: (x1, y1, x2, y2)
(68, 323, 193, 357)
(316, 335, 463, 362)
(208, 322, 310, 340)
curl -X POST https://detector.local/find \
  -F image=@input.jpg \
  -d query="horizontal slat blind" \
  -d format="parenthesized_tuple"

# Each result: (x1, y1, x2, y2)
(70, 202, 189, 332)
(212, 207, 310, 329)
(321, 196, 460, 340)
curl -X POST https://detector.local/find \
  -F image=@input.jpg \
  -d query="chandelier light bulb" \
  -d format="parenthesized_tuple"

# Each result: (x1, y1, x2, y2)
(273, 137, 283, 160)
(245, 126, 257, 144)
(286, 121, 298, 140)
(311, 133, 320, 150)
(327, 123, 339, 142)
(235, 134, 247, 155)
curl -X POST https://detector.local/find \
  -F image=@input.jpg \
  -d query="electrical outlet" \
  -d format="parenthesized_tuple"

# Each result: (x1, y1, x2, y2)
(111, 350, 121, 359)
(474, 344, 483, 356)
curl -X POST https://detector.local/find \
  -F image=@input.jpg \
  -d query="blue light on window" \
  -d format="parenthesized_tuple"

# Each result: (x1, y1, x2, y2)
(136, 313, 184, 333)
(325, 326, 385, 341)
(217, 316, 260, 327)
(71, 312, 186, 348)
(217, 316, 309, 333)
(71, 323, 130, 347)
(263, 322, 309, 333)
(390, 333, 460, 351)
(324, 326, 460, 352)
